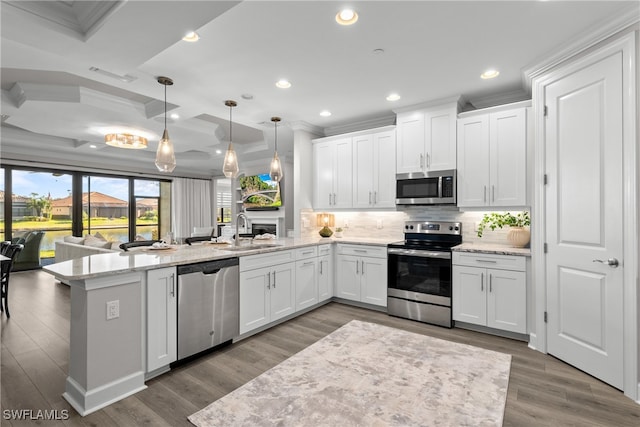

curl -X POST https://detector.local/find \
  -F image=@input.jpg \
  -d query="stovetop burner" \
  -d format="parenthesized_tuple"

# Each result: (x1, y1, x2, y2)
(389, 220, 462, 251)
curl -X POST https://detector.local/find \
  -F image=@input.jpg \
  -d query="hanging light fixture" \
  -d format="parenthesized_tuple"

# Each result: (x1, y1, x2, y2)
(269, 116, 283, 182)
(155, 76, 176, 173)
(104, 133, 148, 149)
(222, 100, 239, 178)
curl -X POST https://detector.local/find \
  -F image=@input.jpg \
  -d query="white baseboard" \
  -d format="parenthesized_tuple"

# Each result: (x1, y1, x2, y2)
(63, 372, 146, 416)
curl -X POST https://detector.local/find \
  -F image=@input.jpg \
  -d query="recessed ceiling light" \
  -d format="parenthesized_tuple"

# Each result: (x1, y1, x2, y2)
(215, 149, 222, 155)
(182, 31, 199, 42)
(336, 9, 358, 25)
(89, 144, 97, 149)
(276, 79, 291, 89)
(320, 110, 332, 117)
(170, 113, 179, 120)
(241, 93, 254, 100)
(372, 48, 385, 55)
(386, 93, 401, 101)
(480, 69, 500, 79)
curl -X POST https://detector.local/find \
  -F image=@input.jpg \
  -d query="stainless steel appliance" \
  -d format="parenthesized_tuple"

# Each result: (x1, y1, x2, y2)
(387, 221, 462, 328)
(395, 169, 456, 205)
(177, 258, 239, 361)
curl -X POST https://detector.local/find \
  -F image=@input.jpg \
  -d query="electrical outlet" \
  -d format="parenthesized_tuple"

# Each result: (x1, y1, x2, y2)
(106, 300, 119, 320)
(344, 219, 349, 228)
(376, 219, 383, 229)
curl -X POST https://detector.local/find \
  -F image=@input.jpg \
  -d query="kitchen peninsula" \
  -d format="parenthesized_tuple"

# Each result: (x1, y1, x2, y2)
(42, 237, 393, 416)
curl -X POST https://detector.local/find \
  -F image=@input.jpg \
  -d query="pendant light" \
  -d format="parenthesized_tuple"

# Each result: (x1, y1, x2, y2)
(269, 116, 283, 182)
(222, 100, 239, 178)
(155, 76, 176, 173)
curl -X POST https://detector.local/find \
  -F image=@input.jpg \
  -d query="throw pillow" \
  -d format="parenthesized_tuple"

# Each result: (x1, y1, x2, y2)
(84, 235, 112, 249)
(64, 235, 85, 244)
(94, 231, 107, 241)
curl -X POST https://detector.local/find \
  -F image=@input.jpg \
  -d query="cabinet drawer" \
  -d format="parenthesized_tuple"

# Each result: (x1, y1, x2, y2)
(337, 244, 386, 259)
(240, 249, 295, 272)
(452, 251, 525, 271)
(317, 244, 332, 256)
(295, 246, 318, 260)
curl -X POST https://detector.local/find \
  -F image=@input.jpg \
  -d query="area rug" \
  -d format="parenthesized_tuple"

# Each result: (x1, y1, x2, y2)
(189, 320, 511, 426)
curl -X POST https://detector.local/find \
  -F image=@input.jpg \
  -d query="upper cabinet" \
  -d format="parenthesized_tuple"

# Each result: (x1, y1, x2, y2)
(395, 100, 460, 174)
(313, 137, 353, 210)
(457, 102, 530, 208)
(313, 126, 396, 210)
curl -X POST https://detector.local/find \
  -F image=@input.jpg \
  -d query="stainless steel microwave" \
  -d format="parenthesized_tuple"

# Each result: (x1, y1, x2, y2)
(395, 170, 456, 205)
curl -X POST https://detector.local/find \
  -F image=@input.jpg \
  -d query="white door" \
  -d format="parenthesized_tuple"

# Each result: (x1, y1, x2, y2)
(270, 263, 296, 322)
(456, 115, 490, 207)
(333, 138, 353, 208)
(313, 142, 333, 209)
(318, 255, 332, 302)
(336, 254, 360, 301)
(545, 51, 624, 389)
(486, 268, 526, 334)
(239, 268, 270, 334)
(374, 130, 397, 207)
(360, 257, 387, 307)
(426, 108, 457, 171)
(489, 108, 527, 206)
(396, 111, 425, 174)
(452, 266, 486, 326)
(146, 267, 177, 372)
(295, 258, 318, 311)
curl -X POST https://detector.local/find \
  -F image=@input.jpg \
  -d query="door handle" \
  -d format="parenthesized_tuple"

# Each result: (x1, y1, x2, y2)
(329, 193, 332, 205)
(593, 258, 620, 268)
(319, 261, 323, 275)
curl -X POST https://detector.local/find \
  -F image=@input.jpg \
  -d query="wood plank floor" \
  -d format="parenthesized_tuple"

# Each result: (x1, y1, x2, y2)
(2, 270, 639, 426)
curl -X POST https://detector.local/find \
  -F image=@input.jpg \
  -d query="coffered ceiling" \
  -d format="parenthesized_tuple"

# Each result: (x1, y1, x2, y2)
(1, 1, 637, 178)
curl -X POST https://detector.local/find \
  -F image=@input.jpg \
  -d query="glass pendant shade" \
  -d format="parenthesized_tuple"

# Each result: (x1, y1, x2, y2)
(222, 100, 239, 178)
(222, 142, 239, 178)
(155, 129, 176, 172)
(155, 76, 176, 173)
(269, 116, 283, 182)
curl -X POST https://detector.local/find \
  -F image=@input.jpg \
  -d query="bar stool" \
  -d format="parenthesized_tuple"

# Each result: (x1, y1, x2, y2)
(1, 244, 24, 318)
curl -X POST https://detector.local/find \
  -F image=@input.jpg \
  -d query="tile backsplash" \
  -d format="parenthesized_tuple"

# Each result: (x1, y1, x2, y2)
(300, 207, 530, 246)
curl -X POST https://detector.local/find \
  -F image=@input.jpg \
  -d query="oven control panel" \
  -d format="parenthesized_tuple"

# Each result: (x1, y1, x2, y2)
(403, 221, 461, 235)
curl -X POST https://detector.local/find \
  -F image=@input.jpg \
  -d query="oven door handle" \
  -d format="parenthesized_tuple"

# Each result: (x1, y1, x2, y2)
(387, 248, 451, 259)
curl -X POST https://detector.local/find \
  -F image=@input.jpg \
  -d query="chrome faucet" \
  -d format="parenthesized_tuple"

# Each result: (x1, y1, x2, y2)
(235, 213, 248, 246)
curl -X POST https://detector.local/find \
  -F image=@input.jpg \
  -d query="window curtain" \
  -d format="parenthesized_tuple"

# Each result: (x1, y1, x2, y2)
(171, 178, 212, 239)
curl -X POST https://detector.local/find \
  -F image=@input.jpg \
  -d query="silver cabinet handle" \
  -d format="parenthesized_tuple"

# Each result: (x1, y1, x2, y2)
(477, 259, 497, 264)
(302, 261, 314, 266)
(354, 249, 367, 253)
(329, 193, 332, 205)
(361, 260, 364, 275)
(374, 191, 377, 204)
(426, 153, 430, 169)
(267, 272, 271, 289)
(272, 271, 276, 288)
(419, 153, 424, 169)
(319, 260, 323, 275)
(356, 260, 359, 274)
(593, 258, 620, 268)
(483, 186, 487, 203)
(369, 191, 372, 204)
(492, 185, 495, 202)
(169, 274, 175, 297)
(481, 272, 484, 291)
(489, 273, 493, 292)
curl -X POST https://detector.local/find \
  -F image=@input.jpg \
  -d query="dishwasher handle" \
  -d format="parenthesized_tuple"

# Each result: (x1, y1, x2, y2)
(177, 257, 239, 275)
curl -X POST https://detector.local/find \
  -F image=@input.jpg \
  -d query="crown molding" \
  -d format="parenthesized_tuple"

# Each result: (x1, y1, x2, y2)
(288, 121, 324, 136)
(464, 89, 531, 111)
(392, 95, 465, 115)
(323, 114, 396, 137)
(522, 4, 640, 91)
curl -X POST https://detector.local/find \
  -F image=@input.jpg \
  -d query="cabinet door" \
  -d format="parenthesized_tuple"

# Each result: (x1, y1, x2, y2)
(457, 115, 490, 207)
(270, 263, 296, 322)
(336, 254, 360, 301)
(352, 134, 375, 208)
(426, 108, 457, 171)
(373, 130, 397, 207)
(146, 267, 177, 372)
(295, 258, 318, 311)
(396, 112, 425, 174)
(333, 138, 353, 208)
(239, 268, 270, 334)
(487, 268, 527, 333)
(313, 142, 334, 209)
(489, 108, 527, 206)
(452, 265, 487, 326)
(318, 255, 332, 302)
(361, 257, 387, 307)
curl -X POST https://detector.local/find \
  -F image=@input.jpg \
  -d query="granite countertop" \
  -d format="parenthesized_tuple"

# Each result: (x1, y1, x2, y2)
(43, 236, 397, 281)
(452, 242, 531, 257)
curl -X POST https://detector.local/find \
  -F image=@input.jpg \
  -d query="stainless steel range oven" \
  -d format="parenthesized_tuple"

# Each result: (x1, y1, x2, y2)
(387, 221, 461, 328)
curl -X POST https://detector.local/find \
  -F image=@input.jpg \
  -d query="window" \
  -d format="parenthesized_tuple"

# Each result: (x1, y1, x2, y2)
(216, 178, 232, 224)
(82, 176, 129, 242)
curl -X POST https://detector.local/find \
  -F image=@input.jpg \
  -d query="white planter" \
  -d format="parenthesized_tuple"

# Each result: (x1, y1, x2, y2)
(507, 227, 530, 248)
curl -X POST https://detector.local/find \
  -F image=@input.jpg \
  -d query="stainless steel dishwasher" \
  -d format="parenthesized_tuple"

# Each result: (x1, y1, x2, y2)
(177, 257, 239, 361)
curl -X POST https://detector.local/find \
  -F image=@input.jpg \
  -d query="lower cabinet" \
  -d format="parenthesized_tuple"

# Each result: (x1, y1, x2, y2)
(295, 247, 319, 311)
(452, 252, 526, 334)
(239, 250, 296, 335)
(318, 244, 333, 303)
(146, 267, 177, 373)
(336, 244, 387, 307)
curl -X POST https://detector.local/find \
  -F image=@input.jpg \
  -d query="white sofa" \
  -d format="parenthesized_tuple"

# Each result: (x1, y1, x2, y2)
(54, 240, 121, 264)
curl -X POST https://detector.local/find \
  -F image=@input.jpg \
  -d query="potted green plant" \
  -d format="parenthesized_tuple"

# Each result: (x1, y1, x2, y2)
(334, 227, 344, 238)
(477, 211, 531, 247)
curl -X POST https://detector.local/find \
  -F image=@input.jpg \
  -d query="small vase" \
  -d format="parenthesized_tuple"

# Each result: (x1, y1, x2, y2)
(507, 227, 530, 248)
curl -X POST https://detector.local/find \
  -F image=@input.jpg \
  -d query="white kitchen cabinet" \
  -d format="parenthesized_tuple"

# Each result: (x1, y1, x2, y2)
(457, 104, 528, 207)
(146, 267, 177, 373)
(353, 129, 396, 208)
(396, 104, 458, 174)
(313, 137, 353, 209)
(318, 245, 333, 302)
(336, 244, 387, 307)
(239, 250, 296, 334)
(452, 252, 526, 334)
(295, 246, 319, 311)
